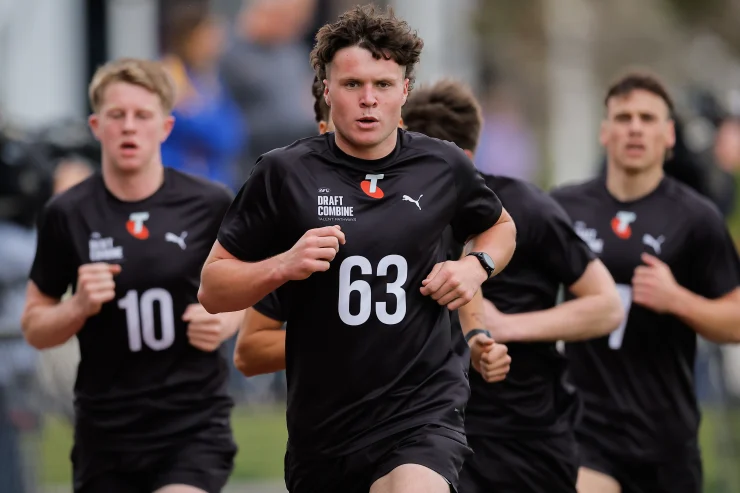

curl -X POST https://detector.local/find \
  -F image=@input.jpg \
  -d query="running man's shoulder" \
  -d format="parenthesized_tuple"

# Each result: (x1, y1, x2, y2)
(549, 177, 603, 202)
(256, 134, 332, 172)
(662, 175, 725, 224)
(42, 172, 100, 216)
(401, 129, 469, 164)
(164, 168, 235, 216)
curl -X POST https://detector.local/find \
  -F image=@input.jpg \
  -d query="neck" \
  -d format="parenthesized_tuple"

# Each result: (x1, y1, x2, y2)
(102, 158, 165, 202)
(334, 128, 398, 161)
(605, 161, 664, 202)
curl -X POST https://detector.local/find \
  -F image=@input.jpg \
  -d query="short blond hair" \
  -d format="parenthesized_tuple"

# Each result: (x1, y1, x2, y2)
(88, 58, 176, 113)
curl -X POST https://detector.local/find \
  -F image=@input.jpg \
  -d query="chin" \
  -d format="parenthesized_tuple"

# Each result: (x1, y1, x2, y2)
(111, 158, 148, 174)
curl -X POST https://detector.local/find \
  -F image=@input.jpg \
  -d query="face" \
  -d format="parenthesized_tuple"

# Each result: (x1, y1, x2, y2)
(89, 82, 174, 174)
(714, 119, 740, 172)
(601, 89, 675, 174)
(324, 45, 409, 158)
(186, 17, 225, 67)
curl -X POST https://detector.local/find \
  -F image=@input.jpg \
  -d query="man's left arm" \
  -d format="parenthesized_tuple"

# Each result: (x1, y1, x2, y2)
(633, 208, 740, 343)
(421, 156, 516, 310)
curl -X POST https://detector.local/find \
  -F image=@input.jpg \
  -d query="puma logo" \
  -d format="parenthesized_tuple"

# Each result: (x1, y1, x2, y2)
(402, 194, 423, 210)
(642, 234, 665, 254)
(165, 231, 188, 250)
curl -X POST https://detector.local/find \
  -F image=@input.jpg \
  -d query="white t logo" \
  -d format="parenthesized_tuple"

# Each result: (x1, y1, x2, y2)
(129, 212, 150, 234)
(364, 174, 385, 193)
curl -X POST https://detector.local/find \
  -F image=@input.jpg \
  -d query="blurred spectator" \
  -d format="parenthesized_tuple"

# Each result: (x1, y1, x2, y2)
(473, 76, 538, 181)
(220, 0, 317, 179)
(0, 124, 53, 493)
(161, 1, 246, 191)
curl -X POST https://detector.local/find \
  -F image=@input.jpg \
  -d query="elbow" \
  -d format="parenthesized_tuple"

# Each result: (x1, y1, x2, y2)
(197, 285, 221, 315)
(233, 350, 259, 377)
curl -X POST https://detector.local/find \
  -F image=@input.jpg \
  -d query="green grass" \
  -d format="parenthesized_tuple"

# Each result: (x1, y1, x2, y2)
(39, 404, 740, 491)
(40, 405, 288, 485)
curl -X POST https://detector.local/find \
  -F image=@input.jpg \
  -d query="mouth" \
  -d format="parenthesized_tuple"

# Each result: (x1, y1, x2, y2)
(625, 143, 646, 154)
(356, 116, 379, 129)
(120, 141, 139, 156)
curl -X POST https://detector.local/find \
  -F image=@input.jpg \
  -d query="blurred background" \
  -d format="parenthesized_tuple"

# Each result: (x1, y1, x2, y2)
(2, 0, 740, 492)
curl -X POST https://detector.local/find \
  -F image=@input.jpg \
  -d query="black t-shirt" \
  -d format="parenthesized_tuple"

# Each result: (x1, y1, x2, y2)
(465, 174, 595, 438)
(218, 129, 503, 456)
(29, 168, 234, 451)
(551, 176, 740, 461)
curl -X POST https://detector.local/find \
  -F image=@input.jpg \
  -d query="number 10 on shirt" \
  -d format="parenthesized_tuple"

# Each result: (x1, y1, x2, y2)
(118, 288, 176, 352)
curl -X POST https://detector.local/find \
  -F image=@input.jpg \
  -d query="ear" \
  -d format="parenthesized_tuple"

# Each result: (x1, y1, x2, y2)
(402, 79, 409, 104)
(88, 114, 101, 141)
(161, 115, 176, 143)
(319, 121, 328, 134)
(398, 118, 404, 129)
(599, 119, 609, 148)
(323, 78, 330, 107)
(665, 118, 676, 150)
(463, 149, 474, 161)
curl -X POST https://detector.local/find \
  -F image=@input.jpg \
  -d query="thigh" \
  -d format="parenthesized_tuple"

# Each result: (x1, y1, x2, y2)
(370, 425, 472, 493)
(576, 438, 621, 493)
(151, 430, 237, 493)
(285, 449, 364, 493)
(75, 470, 146, 493)
(461, 434, 579, 493)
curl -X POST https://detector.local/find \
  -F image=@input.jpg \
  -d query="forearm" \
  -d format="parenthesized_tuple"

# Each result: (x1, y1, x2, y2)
(234, 330, 287, 377)
(218, 310, 246, 342)
(199, 255, 287, 313)
(21, 297, 87, 350)
(670, 287, 740, 343)
(459, 289, 487, 335)
(498, 294, 623, 343)
(466, 213, 516, 276)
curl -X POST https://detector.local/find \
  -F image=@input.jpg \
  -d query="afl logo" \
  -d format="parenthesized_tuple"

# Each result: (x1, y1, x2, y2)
(318, 188, 330, 193)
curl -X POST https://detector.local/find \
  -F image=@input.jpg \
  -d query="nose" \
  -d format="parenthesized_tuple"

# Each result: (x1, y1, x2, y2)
(359, 84, 378, 108)
(122, 113, 136, 133)
(628, 117, 643, 134)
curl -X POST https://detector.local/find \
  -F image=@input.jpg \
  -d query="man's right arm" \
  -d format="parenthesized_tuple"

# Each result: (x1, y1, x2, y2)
(234, 307, 286, 377)
(22, 262, 121, 350)
(199, 224, 345, 313)
(22, 282, 87, 350)
(198, 153, 345, 314)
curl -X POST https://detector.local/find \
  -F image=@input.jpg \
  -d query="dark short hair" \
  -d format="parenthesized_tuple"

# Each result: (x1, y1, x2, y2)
(309, 4, 424, 91)
(312, 76, 330, 123)
(402, 79, 483, 152)
(605, 71, 675, 116)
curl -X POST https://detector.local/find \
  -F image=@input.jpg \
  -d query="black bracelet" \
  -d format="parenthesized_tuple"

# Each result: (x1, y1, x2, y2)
(464, 328, 491, 344)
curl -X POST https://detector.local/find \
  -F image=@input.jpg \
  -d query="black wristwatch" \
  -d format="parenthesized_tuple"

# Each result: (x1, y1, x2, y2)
(467, 251, 495, 280)
(465, 328, 492, 344)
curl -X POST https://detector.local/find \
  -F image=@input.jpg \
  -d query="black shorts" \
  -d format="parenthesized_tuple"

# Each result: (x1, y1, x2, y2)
(459, 432, 578, 493)
(72, 425, 237, 493)
(578, 435, 702, 493)
(285, 424, 472, 493)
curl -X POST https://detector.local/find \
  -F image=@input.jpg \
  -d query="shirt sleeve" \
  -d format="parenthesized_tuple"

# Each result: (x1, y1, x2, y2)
(449, 151, 503, 245)
(28, 200, 78, 298)
(532, 195, 596, 287)
(688, 205, 740, 299)
(253, 291, 287, 322)
(217, 153, 285, 261)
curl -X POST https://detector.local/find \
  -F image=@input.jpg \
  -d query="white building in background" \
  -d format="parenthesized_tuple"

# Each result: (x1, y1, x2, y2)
(0, 0, 159, 131)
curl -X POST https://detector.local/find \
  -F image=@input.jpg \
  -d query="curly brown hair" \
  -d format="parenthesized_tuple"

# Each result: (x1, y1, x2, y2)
(312, 76, 330, 123)
(403, 79, 483, 152)
(309, 4, 424, 91)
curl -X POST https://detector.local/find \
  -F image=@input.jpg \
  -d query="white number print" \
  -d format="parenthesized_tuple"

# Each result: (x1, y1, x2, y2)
(338, 255, 408, 326)
(118, 288, 176, 352)
(608, 284, 633, 350)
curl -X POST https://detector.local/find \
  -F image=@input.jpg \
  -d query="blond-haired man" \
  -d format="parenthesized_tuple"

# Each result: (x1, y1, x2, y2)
(22, 58, 241, 493)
